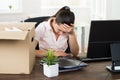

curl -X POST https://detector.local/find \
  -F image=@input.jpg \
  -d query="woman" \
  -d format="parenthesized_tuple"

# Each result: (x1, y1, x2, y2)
(35, 6, 79, 57)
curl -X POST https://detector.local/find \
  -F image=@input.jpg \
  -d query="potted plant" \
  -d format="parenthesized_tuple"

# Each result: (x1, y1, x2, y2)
(41, 49, 59, 77)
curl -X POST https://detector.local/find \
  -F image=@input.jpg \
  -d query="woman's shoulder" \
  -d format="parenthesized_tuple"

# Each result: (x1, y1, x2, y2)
(36, 19, 52, 32)
(36, 20, 48, 28)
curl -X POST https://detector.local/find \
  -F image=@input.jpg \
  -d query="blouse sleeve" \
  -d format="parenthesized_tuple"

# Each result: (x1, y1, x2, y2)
(35, 22, 45, 41)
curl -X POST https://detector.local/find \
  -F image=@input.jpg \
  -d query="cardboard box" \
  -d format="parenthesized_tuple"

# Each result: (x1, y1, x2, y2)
(0, 22, 36, 74)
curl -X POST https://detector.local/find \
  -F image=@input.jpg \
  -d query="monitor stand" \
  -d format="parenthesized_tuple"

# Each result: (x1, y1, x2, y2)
(106, 43, 120, 72)
(106, 61, 120, 72)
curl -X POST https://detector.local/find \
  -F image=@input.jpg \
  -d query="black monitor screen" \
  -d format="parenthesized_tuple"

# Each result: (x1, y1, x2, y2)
(87, 20, 120, 58)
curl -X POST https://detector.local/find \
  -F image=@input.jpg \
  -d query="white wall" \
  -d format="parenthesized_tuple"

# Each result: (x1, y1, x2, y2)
(0, 0, 91, 22)
(106, 0, 120, 19)
(0, 0, 42, 22)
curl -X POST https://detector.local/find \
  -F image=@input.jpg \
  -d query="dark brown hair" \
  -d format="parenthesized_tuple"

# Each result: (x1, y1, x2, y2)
(53, 6, 75, 26)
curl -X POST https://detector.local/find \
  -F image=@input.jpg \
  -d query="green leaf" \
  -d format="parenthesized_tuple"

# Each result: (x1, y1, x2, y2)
(40, 49, 58, 66)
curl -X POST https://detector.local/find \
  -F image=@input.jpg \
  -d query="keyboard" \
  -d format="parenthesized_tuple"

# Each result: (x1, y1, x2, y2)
(76, 57, 111, 62)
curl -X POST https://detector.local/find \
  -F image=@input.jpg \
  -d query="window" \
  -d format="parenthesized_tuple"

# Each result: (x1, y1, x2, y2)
(40, 0, 106, 20)
(0, 0, 22, 13)
(90, 0, 107, 20)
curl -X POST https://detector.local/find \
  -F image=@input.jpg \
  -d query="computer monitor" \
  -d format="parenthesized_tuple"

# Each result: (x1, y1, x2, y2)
(87, 20, 120, 59)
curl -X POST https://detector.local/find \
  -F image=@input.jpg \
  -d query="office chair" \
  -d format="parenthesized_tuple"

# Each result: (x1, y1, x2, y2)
(24, 16, 50, 28)
(24, 16, 71, 53)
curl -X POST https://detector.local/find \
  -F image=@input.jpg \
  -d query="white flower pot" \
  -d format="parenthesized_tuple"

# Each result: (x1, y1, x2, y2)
(43, 63, 59, 77)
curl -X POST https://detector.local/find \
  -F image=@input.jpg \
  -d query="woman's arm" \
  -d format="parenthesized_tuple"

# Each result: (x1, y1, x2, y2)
(34, 40, 69, 57)
(61, 24, 79, 57)
(62, 24, 79, 56)
(68, 31, 79, 57)
(34, 40, 48, 57)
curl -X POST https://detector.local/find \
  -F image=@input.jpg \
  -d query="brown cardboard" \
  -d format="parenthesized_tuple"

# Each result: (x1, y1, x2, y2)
(0, 22, 36, 74)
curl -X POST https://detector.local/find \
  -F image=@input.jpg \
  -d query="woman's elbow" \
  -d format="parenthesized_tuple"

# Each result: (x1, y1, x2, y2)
(71, 47, 79, 57)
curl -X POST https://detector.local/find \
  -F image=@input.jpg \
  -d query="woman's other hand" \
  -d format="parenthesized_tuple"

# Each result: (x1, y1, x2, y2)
(54, 51, 69, 57)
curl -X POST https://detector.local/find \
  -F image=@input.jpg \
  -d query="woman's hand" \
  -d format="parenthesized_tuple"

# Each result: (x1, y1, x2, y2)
(54, 51, 69, 57)
(60, 24, 74, 33)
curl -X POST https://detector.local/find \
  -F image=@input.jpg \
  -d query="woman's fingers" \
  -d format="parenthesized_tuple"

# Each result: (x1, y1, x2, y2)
(61, 24, 74, 33)
(54, 51, 69, 57)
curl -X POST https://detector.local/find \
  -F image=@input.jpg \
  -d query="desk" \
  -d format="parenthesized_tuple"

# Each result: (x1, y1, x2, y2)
(0, 59, 120, 80)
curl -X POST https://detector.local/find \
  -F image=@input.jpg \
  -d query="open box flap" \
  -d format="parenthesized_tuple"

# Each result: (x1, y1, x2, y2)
(0, 31, 28, 40)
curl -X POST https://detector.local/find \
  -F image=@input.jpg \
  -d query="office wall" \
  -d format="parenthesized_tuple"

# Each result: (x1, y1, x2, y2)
(0, 0, 42, 22)
(106, 0, 120, 19)
(0, 0, 120, 22)
(0, 0, 90, 22)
